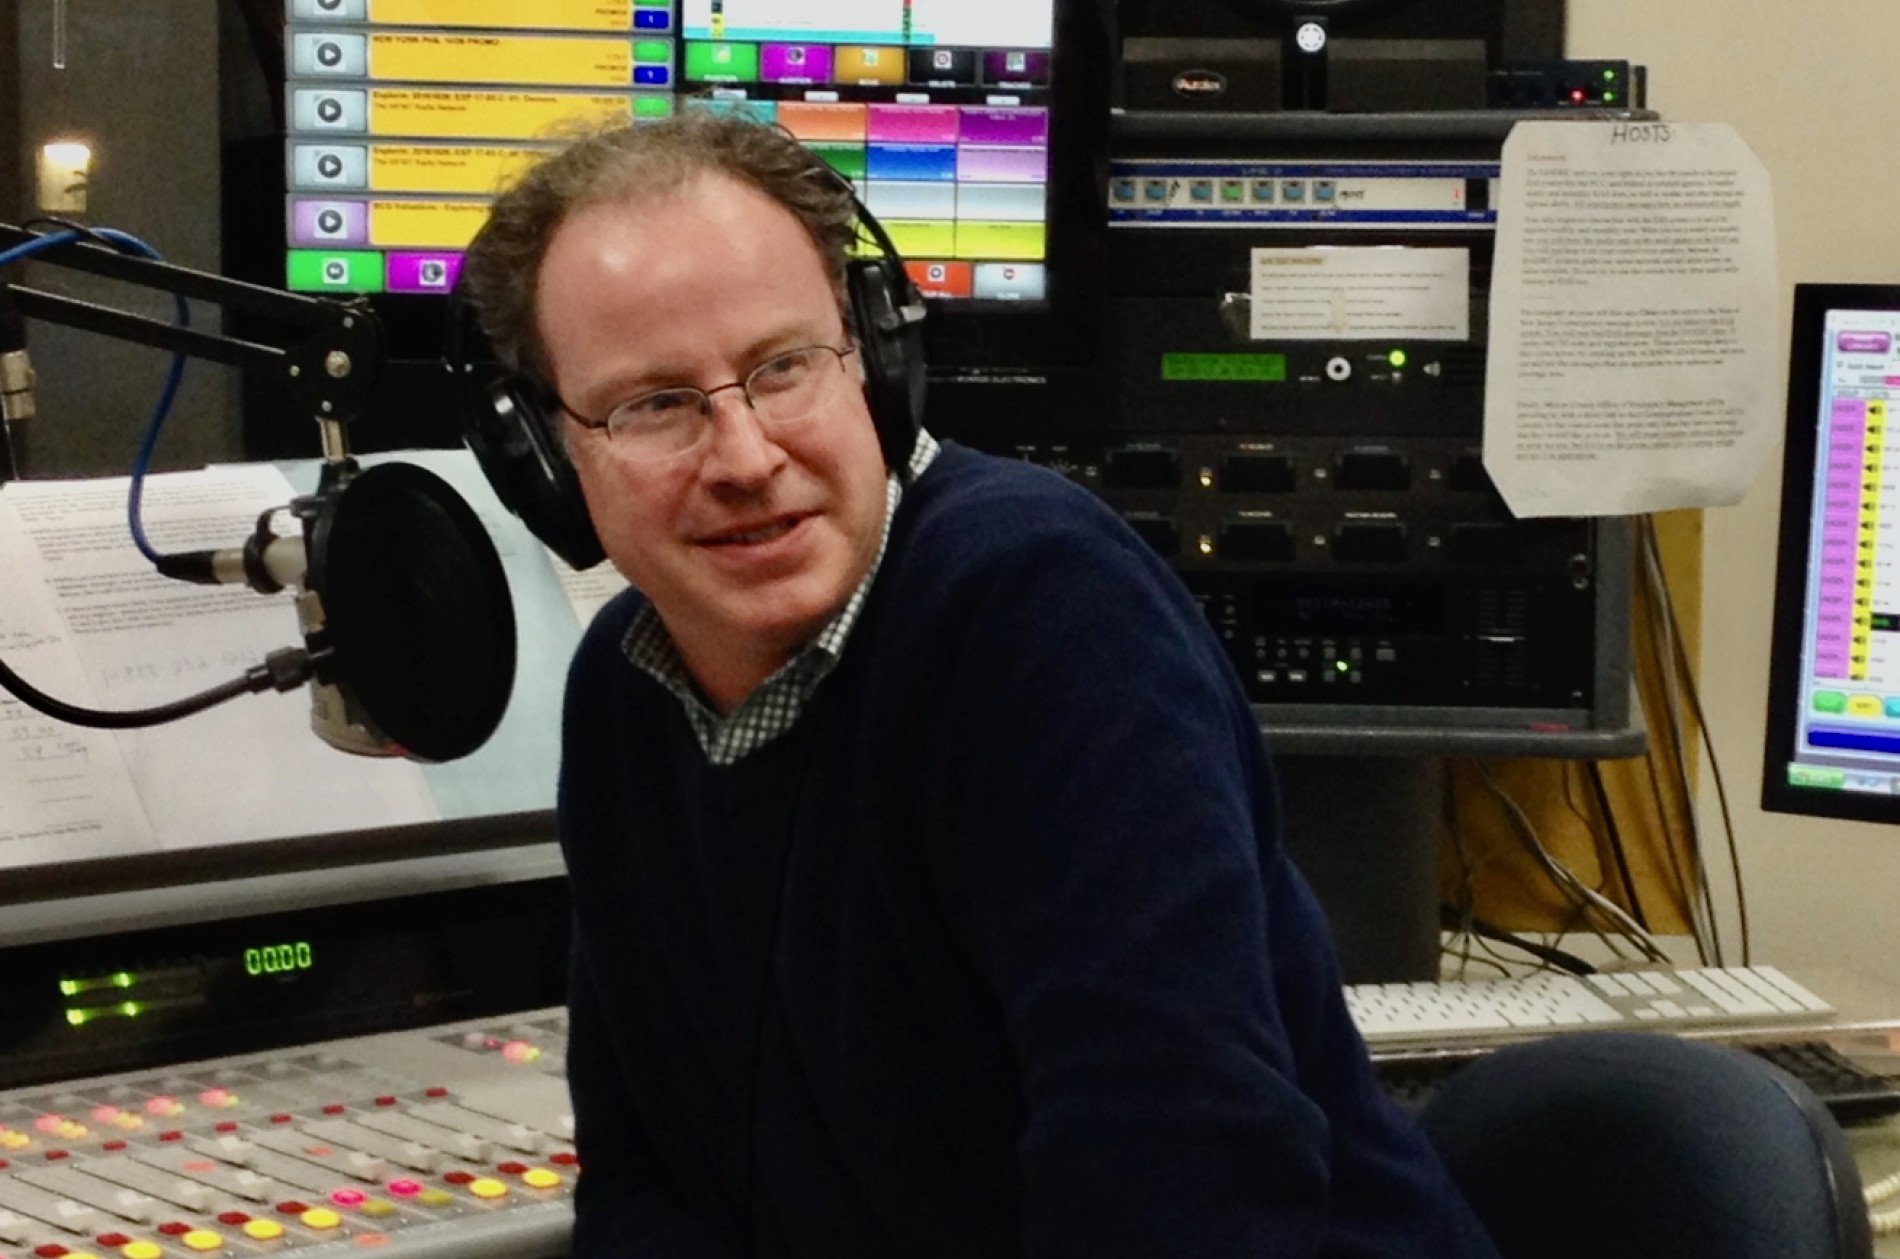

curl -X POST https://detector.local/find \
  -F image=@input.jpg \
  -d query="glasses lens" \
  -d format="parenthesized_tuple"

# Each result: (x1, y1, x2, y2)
(606, 388, 707, 458)
(749, 347, 835, 426)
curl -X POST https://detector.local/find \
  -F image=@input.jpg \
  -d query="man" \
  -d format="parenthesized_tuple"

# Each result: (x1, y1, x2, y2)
(460, 112, 1498, 1258)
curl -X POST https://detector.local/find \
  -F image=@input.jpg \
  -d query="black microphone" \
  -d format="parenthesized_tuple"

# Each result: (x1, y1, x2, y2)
(152, 461, 518, 762)
(300, 461, 517, 762)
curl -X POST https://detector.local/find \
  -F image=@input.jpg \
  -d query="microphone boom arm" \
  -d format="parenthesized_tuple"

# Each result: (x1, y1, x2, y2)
(0, 223, 381, 458)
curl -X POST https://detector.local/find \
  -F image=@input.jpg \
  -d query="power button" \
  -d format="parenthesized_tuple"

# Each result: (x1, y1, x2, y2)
(1324, 356, 1353, 382)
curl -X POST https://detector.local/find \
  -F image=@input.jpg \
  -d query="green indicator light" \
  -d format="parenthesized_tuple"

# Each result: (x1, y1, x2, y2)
(1603, 92, 1617, 104)
(1388, 349, 1407, 368)
(120, 1001, 142, 1017)
(58, 980, 80, 997)
(1335, 661, 1350, 674)
(66, 1010, 88, 1027)
(113, 972, 134, 988)
(1603, 68, 1618, 80)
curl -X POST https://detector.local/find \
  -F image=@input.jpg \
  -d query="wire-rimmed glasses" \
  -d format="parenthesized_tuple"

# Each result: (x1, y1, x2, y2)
(561, 343, 860, 462)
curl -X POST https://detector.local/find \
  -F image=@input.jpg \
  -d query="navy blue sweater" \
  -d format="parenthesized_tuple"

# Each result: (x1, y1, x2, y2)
(558, 443, 1498, 1258)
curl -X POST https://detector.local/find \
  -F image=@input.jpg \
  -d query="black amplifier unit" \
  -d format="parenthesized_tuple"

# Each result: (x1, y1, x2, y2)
(932, 113, 1643, 754)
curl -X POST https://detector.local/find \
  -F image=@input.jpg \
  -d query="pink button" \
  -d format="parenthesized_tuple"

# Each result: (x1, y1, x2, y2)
(330, 1188, 367, 1208)
(386, 1179, 422, 1198)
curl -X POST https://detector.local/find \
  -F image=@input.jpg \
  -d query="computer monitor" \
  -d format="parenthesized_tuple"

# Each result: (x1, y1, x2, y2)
(231, 0, 1109, 457)
(1763, 283, 1900, 821)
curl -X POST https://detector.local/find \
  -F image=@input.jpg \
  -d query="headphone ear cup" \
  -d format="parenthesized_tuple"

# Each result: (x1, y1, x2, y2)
(461, 373, 606, 571)
(846, 256, 926, 470)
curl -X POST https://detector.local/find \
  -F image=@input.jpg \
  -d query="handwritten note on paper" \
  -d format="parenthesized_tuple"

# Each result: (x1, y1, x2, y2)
(1, 465, 439, 855)
(0, 501, 159, 863)
(1483, 121, 1780, 517)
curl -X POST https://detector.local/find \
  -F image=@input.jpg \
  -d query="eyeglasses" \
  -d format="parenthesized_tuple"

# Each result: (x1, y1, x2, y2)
(561, 343, 860, 462)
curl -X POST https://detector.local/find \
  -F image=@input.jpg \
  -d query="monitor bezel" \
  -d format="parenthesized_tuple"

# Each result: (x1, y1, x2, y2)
(247, 0, 1110, 387)
(1761, 281, 1900, 823)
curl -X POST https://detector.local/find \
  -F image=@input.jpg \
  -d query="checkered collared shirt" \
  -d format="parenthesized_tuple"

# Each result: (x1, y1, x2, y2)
(622, 430, 941, 765)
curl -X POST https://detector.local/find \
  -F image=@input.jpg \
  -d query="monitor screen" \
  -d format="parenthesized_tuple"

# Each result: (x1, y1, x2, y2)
(239, 0, 1104, 456)
(281, 0, 1058, 302)
(1763, 284, 1900, 821)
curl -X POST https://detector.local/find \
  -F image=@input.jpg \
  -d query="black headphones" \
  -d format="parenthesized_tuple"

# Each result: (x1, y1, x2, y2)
(449, 185, 928, 573)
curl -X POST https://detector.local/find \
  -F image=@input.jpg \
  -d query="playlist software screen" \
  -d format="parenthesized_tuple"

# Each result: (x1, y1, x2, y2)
(1789, 308, 1900, 794)
(282, 0, 1054, 301)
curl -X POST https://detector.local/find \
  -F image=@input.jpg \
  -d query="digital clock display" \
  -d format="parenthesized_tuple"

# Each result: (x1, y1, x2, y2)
(244, 942, 314, 976)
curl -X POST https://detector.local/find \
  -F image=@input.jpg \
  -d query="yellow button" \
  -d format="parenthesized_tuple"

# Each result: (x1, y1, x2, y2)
(242, 1220, 285, 1241)
(302, 1207, 343, 1229)
(123, 1244, 164, 1259)
(66, 1252, 100, 1259)
(181, 1231, 224, 1252)
(361, 1199, 398, 1217)
(468, 1178, 508, 1199)
(522, 1168, 562, 1189)
(417, 1189, 455, 1207)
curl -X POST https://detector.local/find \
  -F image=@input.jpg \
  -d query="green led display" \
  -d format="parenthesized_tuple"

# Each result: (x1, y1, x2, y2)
(245, 941, 315, 976)
(1161, 353, 1288, 382)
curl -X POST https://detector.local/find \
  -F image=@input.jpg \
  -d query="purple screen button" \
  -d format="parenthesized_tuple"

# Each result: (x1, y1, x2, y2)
(958, 107, 1048, 146)
(761, 44, 835, 83)
(1838, 332, 1893, 354)
(980, 49, 1051, 86)
(386, 252, 463, 293)
(292, 199, 368, 247)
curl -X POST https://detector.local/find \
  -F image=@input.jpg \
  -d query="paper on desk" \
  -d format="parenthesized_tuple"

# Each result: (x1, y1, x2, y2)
(0, 465, 438, 855)
(0, 501, 158, 862)
(1483, 121, 1780, 517)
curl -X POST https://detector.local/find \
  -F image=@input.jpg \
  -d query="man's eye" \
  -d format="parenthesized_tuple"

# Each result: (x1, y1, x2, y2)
(751, 350, 816, 391)
(624, 390, 698, 418)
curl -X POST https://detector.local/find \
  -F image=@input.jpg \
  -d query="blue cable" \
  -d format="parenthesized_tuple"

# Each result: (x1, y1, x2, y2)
(0, 226, 190, 563)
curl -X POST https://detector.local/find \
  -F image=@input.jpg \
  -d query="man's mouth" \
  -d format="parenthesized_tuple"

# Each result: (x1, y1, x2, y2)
(704, 516, 802, 547)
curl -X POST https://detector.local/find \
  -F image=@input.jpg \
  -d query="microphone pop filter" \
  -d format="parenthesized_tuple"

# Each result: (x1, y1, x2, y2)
(308, 462, 517, 761)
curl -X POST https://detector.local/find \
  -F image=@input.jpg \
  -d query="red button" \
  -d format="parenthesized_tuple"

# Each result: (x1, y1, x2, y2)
(550, 1151, 579, 1166)
(216, 1121, 239, 1133)
(276, 1200, 309, 1215)
(97, 1233, 131, 1247)
(425, 1087, 448, 1098)
(374, 1096, 396, 1107)
(218, 1211, 250, 1225)
(159, 1130, 183, 1142)
(322, 1104, 346, 1115)
(442, 1171, 474, 1185)
(159, 1222, 192, 1236)
(103, 1140, 126, 1152)
(496, 1161, 527, 1176)
(271, 1113, 294, 1124)
(44, 1149, 68, 1160)
(34, 1245, 67, 1257)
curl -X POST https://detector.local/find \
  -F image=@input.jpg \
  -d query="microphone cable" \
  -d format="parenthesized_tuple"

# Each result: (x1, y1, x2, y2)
(0, 643, 321, 729)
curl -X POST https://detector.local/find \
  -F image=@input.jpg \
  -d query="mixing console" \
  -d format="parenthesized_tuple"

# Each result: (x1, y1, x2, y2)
(0, 1009, 575, 1259)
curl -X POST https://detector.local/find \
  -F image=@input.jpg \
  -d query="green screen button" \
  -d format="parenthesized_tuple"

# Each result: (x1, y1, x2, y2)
(288, 250, 384, 293)
(1811, 690, 1847, 714)
(1789, 765, 1846, 790)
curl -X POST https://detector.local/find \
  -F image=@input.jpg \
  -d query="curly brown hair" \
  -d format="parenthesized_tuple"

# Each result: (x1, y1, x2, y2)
(459, 109, 858, 386)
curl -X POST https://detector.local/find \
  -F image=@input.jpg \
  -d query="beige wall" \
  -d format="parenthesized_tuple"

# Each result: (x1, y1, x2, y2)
(1568, 2, 1900, 981)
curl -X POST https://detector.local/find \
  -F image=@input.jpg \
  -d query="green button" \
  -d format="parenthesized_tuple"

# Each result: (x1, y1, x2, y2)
(1812, 690, 1847, 713)
(684, 40, 760, 82)
(632, 95, 673, 118)
(633, 39, 672, 63)
(1789, 765, 1846, 789)
(287, 249, 384, 293)
(809, 141, 866, 181)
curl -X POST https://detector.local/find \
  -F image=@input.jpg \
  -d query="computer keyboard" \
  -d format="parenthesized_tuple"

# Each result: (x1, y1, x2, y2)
(1372, 1037, 1900, 1127)
(1345, 965, 1835, 1050)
